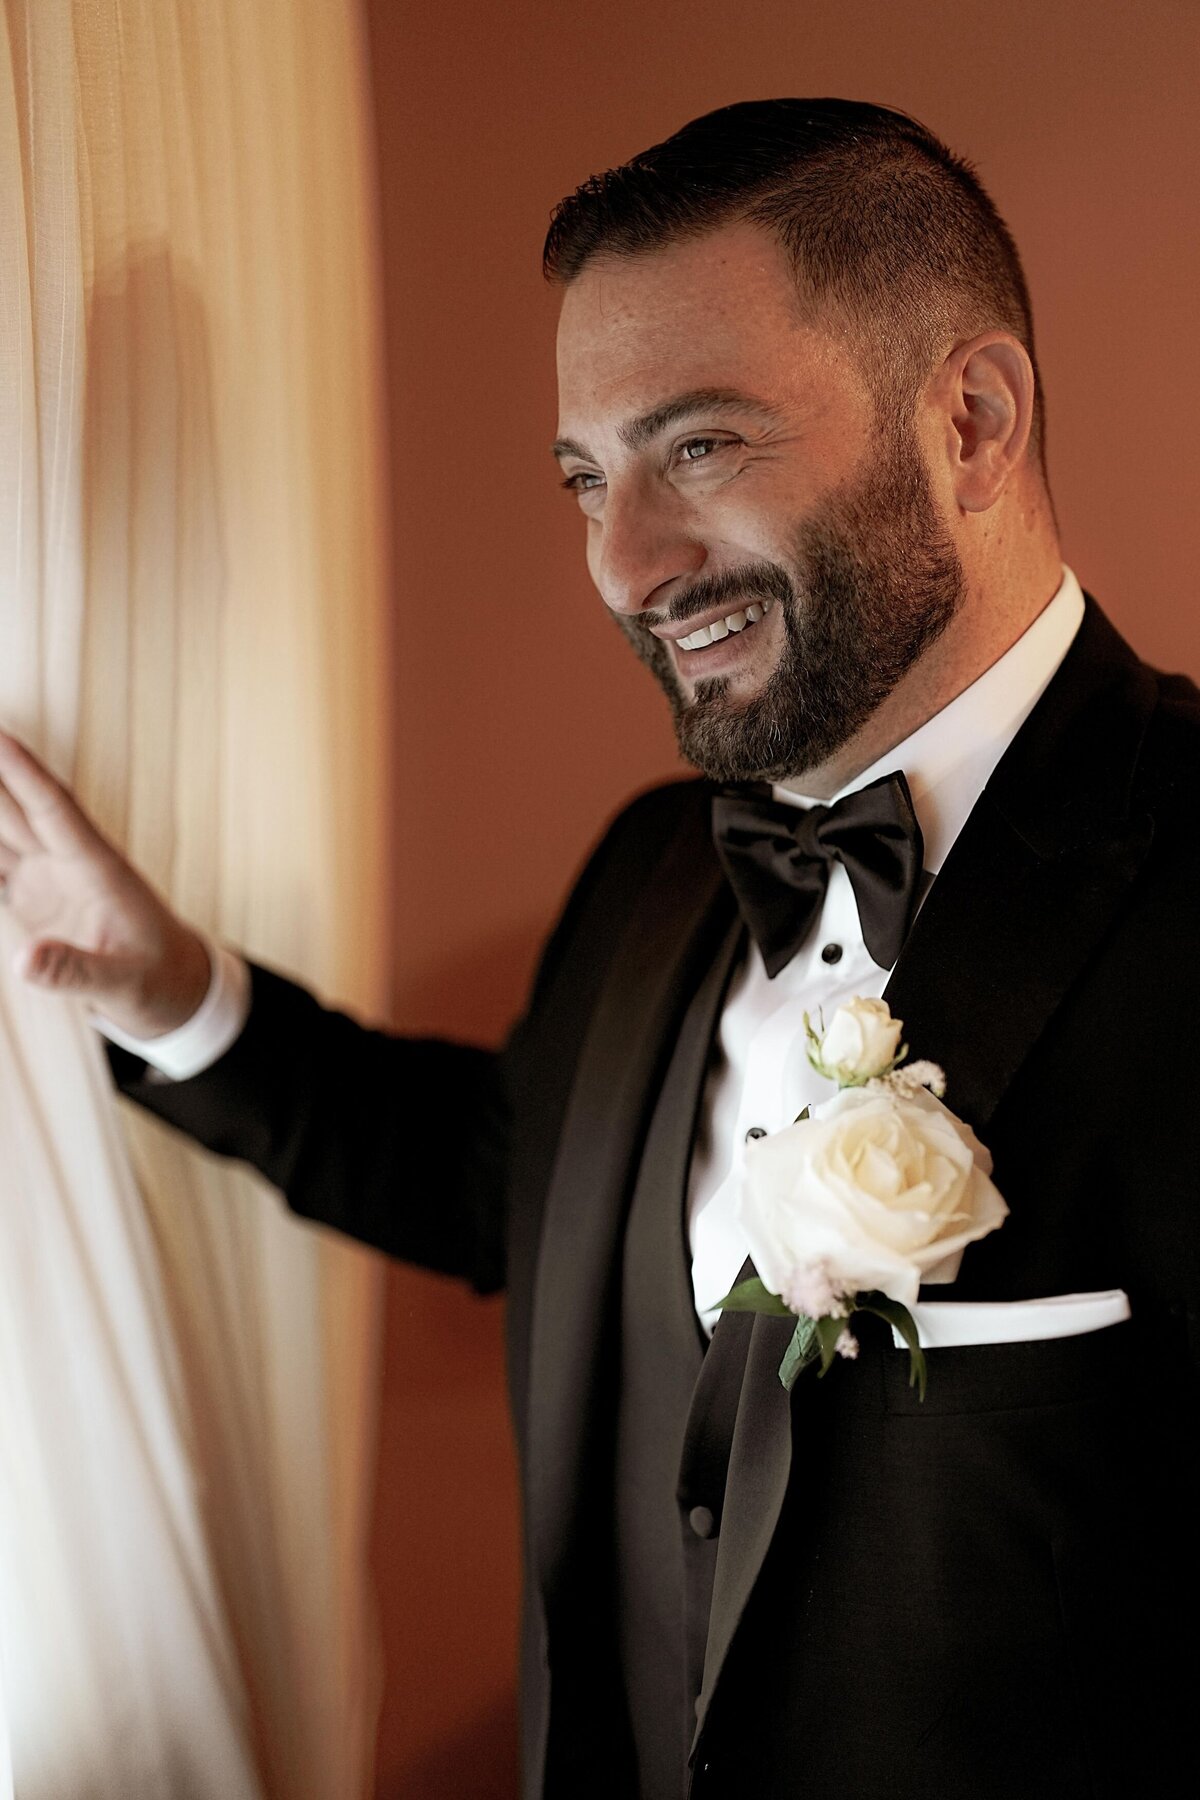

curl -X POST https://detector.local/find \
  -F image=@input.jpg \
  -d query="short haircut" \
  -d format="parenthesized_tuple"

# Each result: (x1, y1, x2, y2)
(543, 98, 1045, 467)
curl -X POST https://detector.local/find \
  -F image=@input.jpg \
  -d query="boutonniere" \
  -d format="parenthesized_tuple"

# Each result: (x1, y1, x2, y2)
(712, 997, 1008, 1398)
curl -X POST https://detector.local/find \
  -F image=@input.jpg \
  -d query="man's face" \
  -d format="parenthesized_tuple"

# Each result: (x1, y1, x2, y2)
(553, 218, 963, 784)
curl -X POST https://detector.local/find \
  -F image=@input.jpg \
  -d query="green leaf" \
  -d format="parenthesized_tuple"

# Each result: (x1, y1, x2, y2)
(778, 1315, 820, 1390)
(792, 1103, 811, 1124)
(711, 1275, 793, 1317)
(804, 1009, 832, 1083)
(857, 1292, 928, 1401)
(814, 1311, 849, 1375)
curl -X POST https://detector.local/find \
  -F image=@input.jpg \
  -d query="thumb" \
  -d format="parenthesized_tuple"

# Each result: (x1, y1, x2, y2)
(14, 938, 134, 998)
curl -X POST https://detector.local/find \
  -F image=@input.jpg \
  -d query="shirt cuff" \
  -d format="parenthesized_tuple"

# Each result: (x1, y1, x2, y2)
(93, 937, 252, 1081)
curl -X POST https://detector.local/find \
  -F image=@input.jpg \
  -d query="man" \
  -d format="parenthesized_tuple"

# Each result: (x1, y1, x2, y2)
(0, 99, 1196, 1799)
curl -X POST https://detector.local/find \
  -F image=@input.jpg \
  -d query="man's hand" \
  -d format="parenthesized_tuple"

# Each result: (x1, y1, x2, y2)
(0, 729, 212, 1039)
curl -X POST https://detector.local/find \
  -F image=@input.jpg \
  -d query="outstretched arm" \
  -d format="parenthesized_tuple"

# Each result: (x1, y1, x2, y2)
(0, 729, 508, 1292)
(106, 964, 508, 1290)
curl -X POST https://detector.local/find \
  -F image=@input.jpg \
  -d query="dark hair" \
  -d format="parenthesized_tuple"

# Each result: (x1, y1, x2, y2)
(544, 98, 1045, 466)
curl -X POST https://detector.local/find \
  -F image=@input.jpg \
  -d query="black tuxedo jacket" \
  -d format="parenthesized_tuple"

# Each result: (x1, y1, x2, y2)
(107, 598, 1200, 1799)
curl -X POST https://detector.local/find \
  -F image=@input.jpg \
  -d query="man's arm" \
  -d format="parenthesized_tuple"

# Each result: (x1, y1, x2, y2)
(0, 729, 507, 1293)
(95, 935, 252, 1081)
(106, 961, 508, 1291)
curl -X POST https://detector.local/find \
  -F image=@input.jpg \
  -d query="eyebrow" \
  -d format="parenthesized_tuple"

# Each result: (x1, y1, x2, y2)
(550, 386, 787, 462)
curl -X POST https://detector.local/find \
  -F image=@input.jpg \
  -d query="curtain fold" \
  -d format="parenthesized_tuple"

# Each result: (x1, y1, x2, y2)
(0, 3, 389, 1794)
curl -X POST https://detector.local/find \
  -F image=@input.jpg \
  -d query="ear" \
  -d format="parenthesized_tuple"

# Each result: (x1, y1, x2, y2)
(939, 332, 1037, 513)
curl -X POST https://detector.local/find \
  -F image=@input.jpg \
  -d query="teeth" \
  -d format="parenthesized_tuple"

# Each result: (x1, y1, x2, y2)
(679, 597, 773, 651)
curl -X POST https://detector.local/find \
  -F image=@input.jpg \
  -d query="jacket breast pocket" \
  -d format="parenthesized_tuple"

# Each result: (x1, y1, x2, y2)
(876, 1313, 1133, 1418)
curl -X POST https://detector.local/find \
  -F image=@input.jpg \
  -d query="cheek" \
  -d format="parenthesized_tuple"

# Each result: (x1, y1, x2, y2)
(697, 488, 798, 570)
(583, 522, 604, 590)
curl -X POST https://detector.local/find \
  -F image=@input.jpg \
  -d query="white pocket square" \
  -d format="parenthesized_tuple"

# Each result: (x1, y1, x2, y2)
(892, 1289, 1131, 1350)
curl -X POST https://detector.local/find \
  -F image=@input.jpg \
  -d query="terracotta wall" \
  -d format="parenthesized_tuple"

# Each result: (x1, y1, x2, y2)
(359, 1, 1200, 1792)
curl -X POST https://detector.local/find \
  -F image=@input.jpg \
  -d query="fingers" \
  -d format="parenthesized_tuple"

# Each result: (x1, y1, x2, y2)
(0, 729, 106, 859)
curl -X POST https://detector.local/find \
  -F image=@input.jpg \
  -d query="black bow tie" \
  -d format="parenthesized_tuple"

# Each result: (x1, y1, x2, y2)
(711, 771, 925, 978)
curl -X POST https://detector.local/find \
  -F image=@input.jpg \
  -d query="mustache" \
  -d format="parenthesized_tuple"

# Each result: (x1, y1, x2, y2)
(637, 561, 795, 630)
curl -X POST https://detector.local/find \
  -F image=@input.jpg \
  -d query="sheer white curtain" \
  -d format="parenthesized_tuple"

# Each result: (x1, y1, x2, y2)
(0, 3, 389, 1795)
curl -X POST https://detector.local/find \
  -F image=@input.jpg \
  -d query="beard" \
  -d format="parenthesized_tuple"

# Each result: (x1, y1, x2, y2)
(614, 426, 965, 784)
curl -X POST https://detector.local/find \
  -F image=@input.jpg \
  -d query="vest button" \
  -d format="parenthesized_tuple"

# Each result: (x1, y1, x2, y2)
(821, 941, 843, 964)
(744, 1125, 767, 1144)
(688, 1504, 715, 1539)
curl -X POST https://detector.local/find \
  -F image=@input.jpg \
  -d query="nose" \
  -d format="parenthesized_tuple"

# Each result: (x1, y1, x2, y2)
(589, 474, 707, 618)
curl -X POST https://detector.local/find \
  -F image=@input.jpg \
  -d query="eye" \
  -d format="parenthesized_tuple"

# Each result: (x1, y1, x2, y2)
(675, 435, 738, 468)
(559, 469, 605, 497)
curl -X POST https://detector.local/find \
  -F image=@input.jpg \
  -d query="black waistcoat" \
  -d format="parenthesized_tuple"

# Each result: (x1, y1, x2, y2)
(612, 921, 741, 1799)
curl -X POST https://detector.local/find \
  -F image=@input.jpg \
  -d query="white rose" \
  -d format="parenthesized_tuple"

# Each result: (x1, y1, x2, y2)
(739, 1084, 1008, 1311)
(813, 997, 904, 1084)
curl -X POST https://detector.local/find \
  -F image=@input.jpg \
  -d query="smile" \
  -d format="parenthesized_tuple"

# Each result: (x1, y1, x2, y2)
(677, 598, 774, 652)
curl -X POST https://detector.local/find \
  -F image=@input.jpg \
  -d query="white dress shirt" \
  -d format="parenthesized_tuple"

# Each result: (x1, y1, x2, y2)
(96, 567, 1087, 1329)
(687, 566, 1085, 1329)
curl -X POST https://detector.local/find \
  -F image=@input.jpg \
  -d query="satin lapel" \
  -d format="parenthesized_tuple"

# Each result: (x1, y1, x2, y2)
(883, 600, 1156, 1141)
(689, 599, 1158, 1742)
(526, 787, 738, 1616)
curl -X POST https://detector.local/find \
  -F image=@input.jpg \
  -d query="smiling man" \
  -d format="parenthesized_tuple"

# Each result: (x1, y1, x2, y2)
(1, 99, 1197, 1800)
(549, 138, 1059, 802)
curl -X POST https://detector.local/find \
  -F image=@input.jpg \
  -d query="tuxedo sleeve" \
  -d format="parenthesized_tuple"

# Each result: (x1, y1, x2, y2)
(104, 777, 708, 1298)
(105, 964, 508, 1293)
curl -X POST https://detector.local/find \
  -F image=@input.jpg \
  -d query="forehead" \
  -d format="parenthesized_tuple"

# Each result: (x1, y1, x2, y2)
(554, 217, 863, 431)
